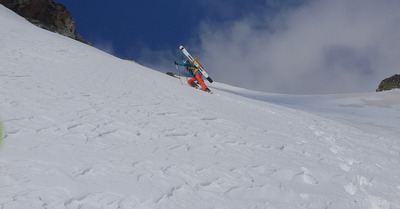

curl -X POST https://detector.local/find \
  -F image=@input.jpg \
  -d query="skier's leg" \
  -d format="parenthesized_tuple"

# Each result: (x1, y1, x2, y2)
(188, 77, 198, 87)
(195, 73, 208, 91)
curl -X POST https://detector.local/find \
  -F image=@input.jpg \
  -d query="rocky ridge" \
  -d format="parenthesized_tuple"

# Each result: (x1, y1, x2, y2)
(376, 74, 400, 92)
(0, 0, 88, 44)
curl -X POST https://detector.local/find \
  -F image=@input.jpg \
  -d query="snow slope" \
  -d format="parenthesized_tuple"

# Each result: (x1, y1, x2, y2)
(1, 5, 399, 209)
(213, 84, 400, 138)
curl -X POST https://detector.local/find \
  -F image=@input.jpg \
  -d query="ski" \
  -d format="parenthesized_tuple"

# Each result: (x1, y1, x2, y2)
(179, 46, 213, 83)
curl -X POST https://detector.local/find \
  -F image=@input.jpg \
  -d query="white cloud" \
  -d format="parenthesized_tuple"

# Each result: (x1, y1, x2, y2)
(94, 40, 115, 55)
(196, 0, 400, 94)
(136, 47, 178, 74)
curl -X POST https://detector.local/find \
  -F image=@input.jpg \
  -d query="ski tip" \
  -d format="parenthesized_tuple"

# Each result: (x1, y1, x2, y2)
(179, 46, 184, 50)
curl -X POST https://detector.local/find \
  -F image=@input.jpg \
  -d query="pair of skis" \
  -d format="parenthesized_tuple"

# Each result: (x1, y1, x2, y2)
(179, 46, 213, 83)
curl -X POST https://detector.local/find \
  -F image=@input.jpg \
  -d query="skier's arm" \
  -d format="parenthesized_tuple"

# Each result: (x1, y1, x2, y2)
(177, 62, 188, 67)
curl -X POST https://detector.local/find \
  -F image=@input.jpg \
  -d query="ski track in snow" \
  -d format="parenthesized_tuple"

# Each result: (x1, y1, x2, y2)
(1, 5, 400, 209)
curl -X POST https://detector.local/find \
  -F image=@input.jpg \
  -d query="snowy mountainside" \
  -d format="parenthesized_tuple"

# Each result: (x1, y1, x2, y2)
(1, 5, 399, 209)
(213, 84, 400, 137)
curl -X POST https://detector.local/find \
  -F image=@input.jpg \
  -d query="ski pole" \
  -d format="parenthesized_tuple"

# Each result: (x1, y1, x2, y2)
(175, 64, 183, 85)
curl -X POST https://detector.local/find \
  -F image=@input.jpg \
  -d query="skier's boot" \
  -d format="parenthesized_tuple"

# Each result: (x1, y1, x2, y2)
(190, 81, 199, 88)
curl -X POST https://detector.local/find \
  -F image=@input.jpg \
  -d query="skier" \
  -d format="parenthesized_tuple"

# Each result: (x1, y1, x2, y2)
(175, 60, 211, 92)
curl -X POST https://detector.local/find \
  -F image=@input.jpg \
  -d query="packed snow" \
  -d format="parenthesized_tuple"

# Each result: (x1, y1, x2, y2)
(1, 5, 399, 209)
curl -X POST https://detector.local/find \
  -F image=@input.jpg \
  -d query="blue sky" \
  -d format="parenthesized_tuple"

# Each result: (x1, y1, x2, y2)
(55, 0, 400, 94)
(55, 0, 273, 58)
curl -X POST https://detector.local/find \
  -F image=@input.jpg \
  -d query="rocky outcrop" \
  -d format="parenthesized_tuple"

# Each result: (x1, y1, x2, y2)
(0, 0, 89, 44)
(376, 74, 400, 92)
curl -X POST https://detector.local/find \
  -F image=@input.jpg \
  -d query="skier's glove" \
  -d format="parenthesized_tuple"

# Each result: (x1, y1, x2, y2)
(174, 61, 178, 65)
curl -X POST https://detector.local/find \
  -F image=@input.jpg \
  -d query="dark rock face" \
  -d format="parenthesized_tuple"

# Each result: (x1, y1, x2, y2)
(376, 74, 400, 92)
(0, 0, 89, 44)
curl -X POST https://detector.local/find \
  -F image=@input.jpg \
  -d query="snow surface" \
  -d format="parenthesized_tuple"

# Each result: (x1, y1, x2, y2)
(1, 5, 399, 209)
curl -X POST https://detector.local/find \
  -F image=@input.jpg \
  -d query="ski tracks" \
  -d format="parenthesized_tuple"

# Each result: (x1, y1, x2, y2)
(307, 119, 400, 209)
